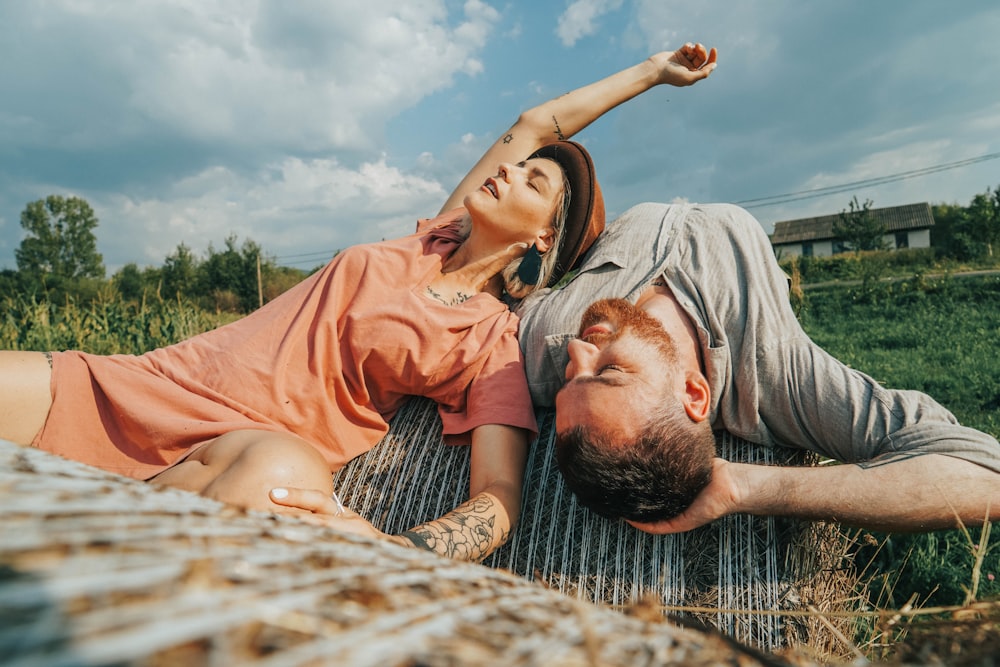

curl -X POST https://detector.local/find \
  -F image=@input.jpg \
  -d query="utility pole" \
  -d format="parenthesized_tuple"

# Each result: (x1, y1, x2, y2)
(256, 253, 263, 308)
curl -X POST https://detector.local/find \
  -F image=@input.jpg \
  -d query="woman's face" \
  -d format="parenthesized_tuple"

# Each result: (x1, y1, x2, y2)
(465, 157, 564, 248)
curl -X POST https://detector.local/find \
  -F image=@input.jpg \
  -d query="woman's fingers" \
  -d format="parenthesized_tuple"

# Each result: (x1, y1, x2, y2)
(269, 488, 384, 539)
(270, 486, 345, 515)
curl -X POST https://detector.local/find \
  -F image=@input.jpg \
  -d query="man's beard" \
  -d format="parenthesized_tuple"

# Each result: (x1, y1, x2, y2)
(578, 298, 678, 363)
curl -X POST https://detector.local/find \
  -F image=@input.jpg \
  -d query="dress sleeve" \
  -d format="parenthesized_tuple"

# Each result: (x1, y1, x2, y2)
(437, 331, 538, 445)
(416, 207, 467, 235)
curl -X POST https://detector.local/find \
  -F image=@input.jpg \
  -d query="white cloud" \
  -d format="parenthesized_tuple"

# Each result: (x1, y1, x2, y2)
(0, 0, 498, 153)
(556, 0, 623, 47)
(0, 0, 499, 269)
(96, 156, 446, 269)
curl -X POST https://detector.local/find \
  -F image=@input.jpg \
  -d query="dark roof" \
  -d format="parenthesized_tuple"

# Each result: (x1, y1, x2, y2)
(770, 202, 934, 245)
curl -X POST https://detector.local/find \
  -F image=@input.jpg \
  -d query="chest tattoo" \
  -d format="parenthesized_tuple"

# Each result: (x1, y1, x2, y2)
(426, 285, 473, 306)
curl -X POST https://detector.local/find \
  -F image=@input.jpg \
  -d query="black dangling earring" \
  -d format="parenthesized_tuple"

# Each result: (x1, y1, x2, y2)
(517, 244, 543, 285)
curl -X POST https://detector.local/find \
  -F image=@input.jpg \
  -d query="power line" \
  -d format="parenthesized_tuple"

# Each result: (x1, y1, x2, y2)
(280, 259, 333, 268)
(735, 151, 1000, 209)
(274, 249, 338, 264)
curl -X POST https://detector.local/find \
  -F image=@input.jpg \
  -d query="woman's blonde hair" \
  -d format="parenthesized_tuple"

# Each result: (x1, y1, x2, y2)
(501, 163, 572, 299)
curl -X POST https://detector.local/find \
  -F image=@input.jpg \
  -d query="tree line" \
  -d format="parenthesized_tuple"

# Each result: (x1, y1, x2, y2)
(930, 185, 1000, 260)
(0, 195, 311, 313)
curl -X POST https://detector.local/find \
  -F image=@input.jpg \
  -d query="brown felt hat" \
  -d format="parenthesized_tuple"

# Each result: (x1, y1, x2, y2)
(528, 141, 605, 287)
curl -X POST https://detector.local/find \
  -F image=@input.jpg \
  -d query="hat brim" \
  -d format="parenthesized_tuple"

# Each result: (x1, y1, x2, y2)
(528, 141, 605, 287)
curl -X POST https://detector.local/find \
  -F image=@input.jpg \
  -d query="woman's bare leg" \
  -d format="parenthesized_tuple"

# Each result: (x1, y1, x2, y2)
(0, 351, 53, 445)
(150, 429, 334, 512)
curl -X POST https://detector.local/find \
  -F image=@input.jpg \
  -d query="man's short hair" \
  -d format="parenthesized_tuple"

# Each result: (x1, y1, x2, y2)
(555, 402, 716, 523)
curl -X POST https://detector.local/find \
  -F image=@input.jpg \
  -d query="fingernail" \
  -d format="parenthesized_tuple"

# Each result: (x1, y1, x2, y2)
(271, 487, 288, 499)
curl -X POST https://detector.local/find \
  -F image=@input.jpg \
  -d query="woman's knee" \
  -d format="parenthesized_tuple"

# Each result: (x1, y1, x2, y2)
(226, 433, 333, 492)
(159, 430, 333, 510)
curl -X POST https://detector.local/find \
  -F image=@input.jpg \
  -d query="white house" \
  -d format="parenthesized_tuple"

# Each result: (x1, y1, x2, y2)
(770, 202, 934, 258)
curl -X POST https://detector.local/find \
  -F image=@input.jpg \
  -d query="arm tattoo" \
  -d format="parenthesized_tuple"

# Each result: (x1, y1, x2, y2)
(399, 529, 433, 551)
(398, 495, 510, 562)
(503, 133, 513, 144)
(551, 115, 565, 141)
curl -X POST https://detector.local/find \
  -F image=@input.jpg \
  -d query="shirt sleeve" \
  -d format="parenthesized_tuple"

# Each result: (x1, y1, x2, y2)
(762, 336, 1000, 473)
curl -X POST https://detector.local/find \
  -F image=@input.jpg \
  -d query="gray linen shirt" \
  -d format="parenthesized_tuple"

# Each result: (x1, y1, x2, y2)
(517, 202, 1000, 471)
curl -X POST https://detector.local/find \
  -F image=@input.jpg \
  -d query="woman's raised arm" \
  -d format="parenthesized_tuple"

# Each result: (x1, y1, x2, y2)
(439, 43, 718, 214)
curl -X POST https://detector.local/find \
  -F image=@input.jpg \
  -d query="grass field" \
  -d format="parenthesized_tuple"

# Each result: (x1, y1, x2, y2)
(798, 273, 1000, 616)
(800, 273, 1000, 439)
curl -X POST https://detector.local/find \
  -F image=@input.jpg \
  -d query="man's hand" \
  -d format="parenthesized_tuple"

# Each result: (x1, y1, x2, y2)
(629, 454, 1000, 534)
(650, 43, 718, 87)
(627, 458, 741, 534)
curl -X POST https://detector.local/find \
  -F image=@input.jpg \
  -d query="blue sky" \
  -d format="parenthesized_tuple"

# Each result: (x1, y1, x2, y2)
(1, 0, 998, 272)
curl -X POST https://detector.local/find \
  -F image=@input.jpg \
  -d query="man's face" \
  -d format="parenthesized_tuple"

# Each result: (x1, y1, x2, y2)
(555, 298, 680, 442)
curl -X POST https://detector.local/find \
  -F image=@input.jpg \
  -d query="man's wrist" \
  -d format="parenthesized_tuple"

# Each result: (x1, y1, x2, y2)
(736, 461, 795, 516)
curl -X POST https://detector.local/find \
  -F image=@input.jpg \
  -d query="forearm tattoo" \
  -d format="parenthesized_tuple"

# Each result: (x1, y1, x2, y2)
(551, 115, 565, 141)
(503, 133, 513, 144)
(399, 495, 510, 562)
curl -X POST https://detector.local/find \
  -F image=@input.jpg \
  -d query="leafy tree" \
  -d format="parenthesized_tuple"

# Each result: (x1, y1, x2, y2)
(967, 185, 1000, 257)
(161, 242, 200, 299)
(112, 263, 145, 301)
(199, 235, 273, 312)
(931, 203, 982, 261)
(833, 196, 888, 253)
(932, 186, 1000, 261)
(0, 268, 25, 299)
(16, 195, 105, 285)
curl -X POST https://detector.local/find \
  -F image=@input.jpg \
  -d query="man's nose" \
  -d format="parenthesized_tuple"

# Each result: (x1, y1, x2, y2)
(565, 338, 600, 380)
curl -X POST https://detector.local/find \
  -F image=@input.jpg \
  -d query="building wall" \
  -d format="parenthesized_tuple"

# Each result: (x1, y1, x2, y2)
(775, 229, 931, 256)
(910, 228, 931, 249)
(774, 239, 834, 258)
(884, 229, 931, 250)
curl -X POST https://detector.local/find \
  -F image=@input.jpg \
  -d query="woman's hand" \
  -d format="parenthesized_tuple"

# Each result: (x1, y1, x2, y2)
(649, 42, 718, 87)
(269, 486, 387, 541)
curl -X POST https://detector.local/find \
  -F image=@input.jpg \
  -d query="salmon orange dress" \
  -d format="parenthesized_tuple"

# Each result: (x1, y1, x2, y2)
(34, 208, 538, 479)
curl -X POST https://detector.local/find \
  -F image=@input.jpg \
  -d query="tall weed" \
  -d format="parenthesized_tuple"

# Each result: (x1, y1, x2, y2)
(0, 293, 229, 354)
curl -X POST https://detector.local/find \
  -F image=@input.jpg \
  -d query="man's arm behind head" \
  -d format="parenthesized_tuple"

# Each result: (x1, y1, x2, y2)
(554, 402, 716, 523)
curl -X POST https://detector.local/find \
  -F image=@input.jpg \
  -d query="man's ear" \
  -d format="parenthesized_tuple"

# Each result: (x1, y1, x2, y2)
(535, 226, 556, 254)
(682, 371, 711, 422)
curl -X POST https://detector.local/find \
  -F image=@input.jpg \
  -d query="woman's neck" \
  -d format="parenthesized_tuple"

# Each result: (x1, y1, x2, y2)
(430, 229, 515, 302)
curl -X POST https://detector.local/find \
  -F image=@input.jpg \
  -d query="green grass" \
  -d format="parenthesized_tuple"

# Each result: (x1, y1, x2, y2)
(800, 273, 1000, 438)
(798, 273, 1000, 610)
